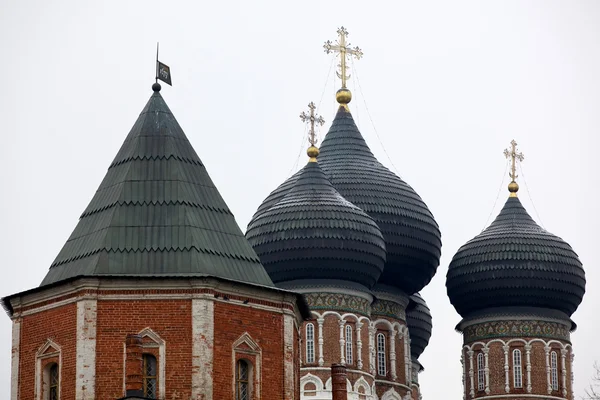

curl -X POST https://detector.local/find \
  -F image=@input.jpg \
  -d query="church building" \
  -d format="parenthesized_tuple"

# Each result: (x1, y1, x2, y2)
(3, 27, 585, 400)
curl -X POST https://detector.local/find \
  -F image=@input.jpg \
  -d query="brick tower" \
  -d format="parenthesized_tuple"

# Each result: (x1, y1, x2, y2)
(246, 27, 442, 400)
(4, 82, 309, 400)
(446, 141, 585, 400)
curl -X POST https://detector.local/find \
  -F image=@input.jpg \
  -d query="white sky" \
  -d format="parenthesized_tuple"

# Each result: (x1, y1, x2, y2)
(1, 1, 599, 398)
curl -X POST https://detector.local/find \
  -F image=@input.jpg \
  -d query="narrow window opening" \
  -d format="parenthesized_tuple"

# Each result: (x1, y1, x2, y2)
(237, 359, 251, 400)
(513, 349, 522, 388)
(143, 354, 157, 399)
(306, 323, 315, 364)
(477, 352, 485, 391)
(345, 325, 353, 365)
(377, 333, 386, 377)
(551, 351, 559, 391)
(49, 363, 59, 400)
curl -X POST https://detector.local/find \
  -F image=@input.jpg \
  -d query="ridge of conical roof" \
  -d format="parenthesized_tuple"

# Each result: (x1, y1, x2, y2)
(41, 88, 273, 287)
(446, 196, 585, 318)
(246, 160, 386, 290)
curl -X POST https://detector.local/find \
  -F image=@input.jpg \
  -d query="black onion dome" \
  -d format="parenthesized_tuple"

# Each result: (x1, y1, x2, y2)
(446, 196, 585, 318)
(406, 293, 432, 360)
(245, 160, 386, 289)
(317, 107, 441, 294)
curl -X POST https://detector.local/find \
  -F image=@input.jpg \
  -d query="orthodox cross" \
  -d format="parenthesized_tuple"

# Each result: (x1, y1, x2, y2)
(324, 27, 363, 89)
(503, 139, 525, 183)
(300, 102, 325, 146)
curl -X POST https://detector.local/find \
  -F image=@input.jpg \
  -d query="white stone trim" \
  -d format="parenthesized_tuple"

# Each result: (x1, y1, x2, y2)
(502, 344, 509, 392)
(339, 319, 346, 364)
(317, 317, 325, 366)
(76, 300, 97, 399)
(474, 395, 567, 400)
(35, 339, 62, 400)
(381, 387, 403, 400)
(467, 349, 475, 398)
(137, 327, 166, 398)
(11, 319, 20, 400)
(232, 332, 262, 399)
(192, 298, 213, 400)
(356, 321, 363, 369)
(283, 314, 295, 400)
(389, 329, 397, 380)
(483, 347, 490, 394)
(301, 373, 324, 397)
(525, 344, 533, 393)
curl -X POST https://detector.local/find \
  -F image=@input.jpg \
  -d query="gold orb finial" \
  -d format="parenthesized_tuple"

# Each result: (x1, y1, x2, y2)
(508, 181, 519, 197)
(336, 88, 352, 105)
(307, 145, 320, 162)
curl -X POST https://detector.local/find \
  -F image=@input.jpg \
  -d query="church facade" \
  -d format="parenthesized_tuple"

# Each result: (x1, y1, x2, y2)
(4, 28, 585, 400)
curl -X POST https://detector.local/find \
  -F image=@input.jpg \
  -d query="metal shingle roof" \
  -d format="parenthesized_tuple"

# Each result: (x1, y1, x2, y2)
(446, 196, 585, 317)
(40, 88, 273, 288)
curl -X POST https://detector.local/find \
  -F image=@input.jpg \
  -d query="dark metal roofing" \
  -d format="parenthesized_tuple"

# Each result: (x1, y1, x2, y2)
(406, 292, 432, 360)
(249, 106, 442, 295)
(245, 160, 386, 290)
(446, 196, 585, 318)
(40, 87, 273, 288)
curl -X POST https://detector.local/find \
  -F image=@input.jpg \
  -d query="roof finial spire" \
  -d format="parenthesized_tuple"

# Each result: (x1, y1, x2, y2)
(503, 139, 525, 197)
(300, 102, 325, 162)
(324, 27, 363, 107)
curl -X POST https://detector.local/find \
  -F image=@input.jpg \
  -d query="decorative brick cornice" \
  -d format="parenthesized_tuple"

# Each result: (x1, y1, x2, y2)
(304, 292, 371, 316)
(463, 319, 571, 343)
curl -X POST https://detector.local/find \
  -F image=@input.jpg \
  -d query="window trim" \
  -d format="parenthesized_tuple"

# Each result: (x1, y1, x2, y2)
(35, 339, 62, 400)
(306, 323, 315, 364)
(551, 350, 559, 391)
(477, 352, 485, 391)
(232, 332, 262, 399)
(377, 333, 386, 377)
(345, 325, 353, 365)
(513, 349, 523, 389)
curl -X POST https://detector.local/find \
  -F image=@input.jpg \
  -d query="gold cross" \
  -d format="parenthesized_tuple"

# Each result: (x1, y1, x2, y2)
(300, 102, 325, 147)
(503, 139, 525, 197)
(324, 27, 363, 89)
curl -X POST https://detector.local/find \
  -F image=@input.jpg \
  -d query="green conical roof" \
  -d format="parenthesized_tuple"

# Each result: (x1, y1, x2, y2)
(40, 85, 273, 287)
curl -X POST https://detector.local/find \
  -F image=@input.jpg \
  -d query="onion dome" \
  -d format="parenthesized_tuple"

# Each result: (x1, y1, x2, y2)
(406, 293, 432, 361)
(40, 83, 273, 288)
(245, 145, 386, 290)
(249, 97, 441, 295)
(446, 190, 586, 318)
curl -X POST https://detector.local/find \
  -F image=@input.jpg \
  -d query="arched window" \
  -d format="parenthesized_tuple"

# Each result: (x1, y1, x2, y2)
(48, 363, 59, 400)
(345, 325, 353, 365)
(477, 352, 485, 391)
(143, 354, 157, 399)
(237, 359, 251, 400)
(306, 323, 315, 363)
(377, 333, 386, 376)
(551, 351, 559, 391)
(513, 349, 522, 388)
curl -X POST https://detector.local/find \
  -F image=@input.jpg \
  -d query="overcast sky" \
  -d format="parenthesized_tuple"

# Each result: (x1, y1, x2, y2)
(1, 1, 599, 398)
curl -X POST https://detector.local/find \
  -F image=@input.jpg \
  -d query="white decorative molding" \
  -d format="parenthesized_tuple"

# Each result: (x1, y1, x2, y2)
(137, 327, 166, 398)
(191, 298, 214, 400)
(525, 344, 533, 393)
(35, 339, 62, 400)
(283, 314, 295, 399)
(545, 345, 552, 394)
(11, 319, 20, 400)
(76, 299, 97, 400)
(317, 318, 325, 366)
(467, 349, 475, 398)
(356, 321, 364, 369)
(389, 329, 397, 380)
(339, 319, 346, 364)
(381, 387, 402, 400)
(369, 324, 377, 375)
(561, 348, 568, 397)
(502, 344, 509, 393)
(483, 347, 490, 394)
(232, 332, 262, 399)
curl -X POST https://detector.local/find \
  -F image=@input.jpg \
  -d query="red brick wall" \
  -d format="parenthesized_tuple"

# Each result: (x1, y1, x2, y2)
(18, 303, 77, 400)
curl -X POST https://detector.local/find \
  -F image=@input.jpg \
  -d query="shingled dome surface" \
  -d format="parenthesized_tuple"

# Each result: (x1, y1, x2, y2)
(246, 160, 386, 290)
(41, 87, 273, 288)
(249, 106, 441, 295)
(406, 293, 432, 361)
(446, 196, 585, 318)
